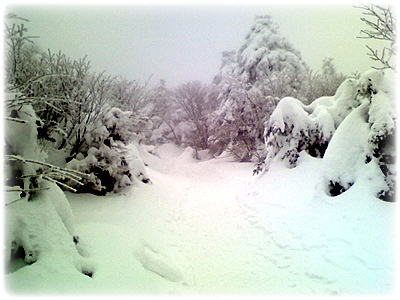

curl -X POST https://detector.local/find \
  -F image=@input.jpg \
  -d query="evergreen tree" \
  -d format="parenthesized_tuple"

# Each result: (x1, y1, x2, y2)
(236, 15, 307, 99)
(209, 15, 308, 162)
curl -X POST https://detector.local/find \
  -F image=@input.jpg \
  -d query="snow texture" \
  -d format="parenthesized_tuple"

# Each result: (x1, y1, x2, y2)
(5, 143, 395, 295)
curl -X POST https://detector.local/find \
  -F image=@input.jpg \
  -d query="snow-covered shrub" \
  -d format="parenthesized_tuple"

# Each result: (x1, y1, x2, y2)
(4, 90, 89, 275)
(65, 107, 151, 195)
(263, 77, 360, 171)
(322, 70, 395, 201)
(5, 179, 92, 278)
(4, 90, 87, 197)
(263, 69, 395, 201)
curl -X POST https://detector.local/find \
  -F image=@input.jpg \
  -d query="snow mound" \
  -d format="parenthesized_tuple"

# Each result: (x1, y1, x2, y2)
(322, 69, 395, 199)
(134, 243, 184, 282)
(5, 181, 88, 279)
(178, 146, 197, 162)
(153, 143, 183, 159)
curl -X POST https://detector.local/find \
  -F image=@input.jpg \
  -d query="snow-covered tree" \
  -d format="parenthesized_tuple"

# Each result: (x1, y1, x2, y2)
(170, 81, 217, 150)
(143, 81, 219, 154)
(236, 15, 308, 99)
(208, 15, 310, 162)
(209, 75, 279, 161)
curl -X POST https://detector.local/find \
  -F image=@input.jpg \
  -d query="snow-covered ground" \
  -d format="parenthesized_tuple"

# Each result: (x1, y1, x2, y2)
(5, 143, 396, 295)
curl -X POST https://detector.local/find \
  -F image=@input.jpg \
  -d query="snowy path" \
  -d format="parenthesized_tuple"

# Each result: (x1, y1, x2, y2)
(41, 144, 395, 295)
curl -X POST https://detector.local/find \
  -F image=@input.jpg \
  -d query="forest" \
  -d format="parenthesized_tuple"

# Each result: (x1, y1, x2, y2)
(3, 4, 397, 296)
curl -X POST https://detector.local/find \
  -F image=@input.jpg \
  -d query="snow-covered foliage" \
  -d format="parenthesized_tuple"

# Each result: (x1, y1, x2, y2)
(5, 181, 89, 274)
(263, 69, 395, 201)
(208, 15, 310, 162)
(142, 81, 218, 154)
(208, 79, 279, 161)
(4, 90, 90, 277)
(322, 69, 395, 201)
(302, 58, 347, 103)
(264, 77, 359, 170)
(66, 107, 151, 195)
(236, 15, 307, 98)
(4, 15, 151, 196)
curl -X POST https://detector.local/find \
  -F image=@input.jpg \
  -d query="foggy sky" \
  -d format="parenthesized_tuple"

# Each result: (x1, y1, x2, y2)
(7, 4, 386, 87)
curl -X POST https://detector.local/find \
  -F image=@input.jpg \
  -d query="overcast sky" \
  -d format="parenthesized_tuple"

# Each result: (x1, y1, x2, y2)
(6, 2, 387, 87)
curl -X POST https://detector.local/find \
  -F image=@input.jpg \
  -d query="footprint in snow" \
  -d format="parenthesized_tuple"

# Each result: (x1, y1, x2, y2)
(134, 243, 184, 282)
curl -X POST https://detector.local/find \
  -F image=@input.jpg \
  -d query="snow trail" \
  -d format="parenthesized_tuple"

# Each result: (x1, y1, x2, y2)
(7, 144, 394, 295)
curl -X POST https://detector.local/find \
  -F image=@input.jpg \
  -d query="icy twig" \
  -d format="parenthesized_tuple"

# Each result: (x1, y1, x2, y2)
(6, 155, 88, 177)
(4, 117, 26, 123)
(42, 175, 78, 193)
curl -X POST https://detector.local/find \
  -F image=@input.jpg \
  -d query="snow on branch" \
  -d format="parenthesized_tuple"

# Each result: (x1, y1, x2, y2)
(356, 4, 396, 42)
(5, 154, 88, 195)
(356, 4, 396, 70)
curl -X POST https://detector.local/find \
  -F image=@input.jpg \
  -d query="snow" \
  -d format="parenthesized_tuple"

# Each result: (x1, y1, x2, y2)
(321, 100, 372, 192)
(5, 181, 85, 284)
(5, 143, 395, 295)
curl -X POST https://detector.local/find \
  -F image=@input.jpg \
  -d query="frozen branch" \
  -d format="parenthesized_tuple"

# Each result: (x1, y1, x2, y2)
(355, 4, 396, 70)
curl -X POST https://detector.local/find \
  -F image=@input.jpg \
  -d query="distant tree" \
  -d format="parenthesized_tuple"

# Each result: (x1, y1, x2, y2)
(146, 80, 183, 145)
(236, 15, 308, 99)
(303, 58, 347, 103)
(111, 77, 153, 114)
(170, 81, 217, 150)
(356, 4, 396, 70)
(4, 13, 39, 86)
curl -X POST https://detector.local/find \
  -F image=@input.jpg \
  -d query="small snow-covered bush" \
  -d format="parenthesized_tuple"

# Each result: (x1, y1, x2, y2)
(263, 69, 395, 201)
(66, 107, 151, 195)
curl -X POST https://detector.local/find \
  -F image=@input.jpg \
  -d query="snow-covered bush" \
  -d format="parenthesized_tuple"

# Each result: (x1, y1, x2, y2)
(263, 69, 395, 201)
(263, 77, 360, 171)
(322, 70, 395, 201)
(66, 107, 151, 195)
(4, 90, 90, 275)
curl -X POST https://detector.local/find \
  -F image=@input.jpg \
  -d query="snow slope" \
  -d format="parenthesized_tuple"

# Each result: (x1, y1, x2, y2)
(5, 143, 396, 295)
